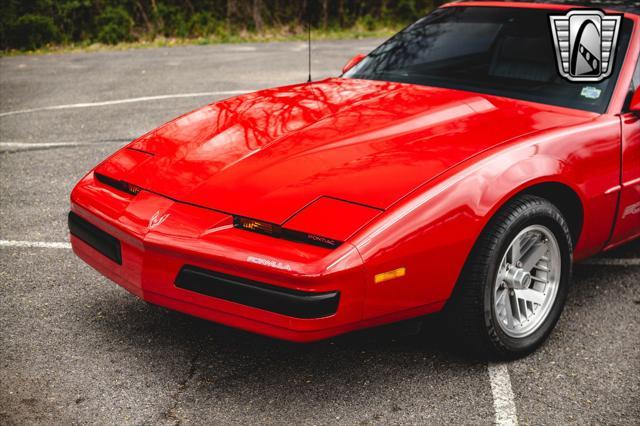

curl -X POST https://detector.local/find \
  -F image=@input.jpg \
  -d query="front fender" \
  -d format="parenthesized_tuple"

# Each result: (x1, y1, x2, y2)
(351, 116, 620, 320)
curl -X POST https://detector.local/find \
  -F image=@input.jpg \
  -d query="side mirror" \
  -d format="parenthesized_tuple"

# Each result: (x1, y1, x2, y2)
(342, 54, 367, 74)
(630, 87, 640, 113)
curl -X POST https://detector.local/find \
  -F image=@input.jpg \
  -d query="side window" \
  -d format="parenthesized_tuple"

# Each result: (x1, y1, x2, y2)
(632, 56, 640, 90)
(624, 56, 640, 111)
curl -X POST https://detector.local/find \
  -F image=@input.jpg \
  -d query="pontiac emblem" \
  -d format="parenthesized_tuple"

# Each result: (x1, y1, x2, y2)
(149, 211, 170, 229)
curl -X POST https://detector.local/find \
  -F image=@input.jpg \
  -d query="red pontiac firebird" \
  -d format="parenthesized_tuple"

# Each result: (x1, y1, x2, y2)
(69, 1, 640, 357)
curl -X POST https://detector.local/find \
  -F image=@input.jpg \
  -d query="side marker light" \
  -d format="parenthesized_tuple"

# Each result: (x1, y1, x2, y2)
(374, 267, 406, 284)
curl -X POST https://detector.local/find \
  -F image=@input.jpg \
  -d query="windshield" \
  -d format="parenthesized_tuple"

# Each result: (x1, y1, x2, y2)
(344, 7, 633, 113)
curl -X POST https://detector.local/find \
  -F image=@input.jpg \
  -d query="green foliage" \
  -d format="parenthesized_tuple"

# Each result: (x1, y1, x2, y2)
(187, 12, 222, 38)
(96, 6, 133, 44)
(395, 0, 421, 23)
(356, 15, 377, 32)
(1, 0, 449, 51)
(8, 14, 60, 50)
(55, 0, 95, 42)
(155, 3, 188, 37)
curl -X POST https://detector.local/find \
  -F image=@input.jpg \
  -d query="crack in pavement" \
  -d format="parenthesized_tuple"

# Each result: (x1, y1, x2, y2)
(160, 347, 202, 426)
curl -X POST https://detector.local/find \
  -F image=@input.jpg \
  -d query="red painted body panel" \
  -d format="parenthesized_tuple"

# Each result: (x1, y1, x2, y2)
(282, 197, 383, 242)
(609, 112, 640, 246)
(111, 80, 593, 223)
(70, 2, 640, 342)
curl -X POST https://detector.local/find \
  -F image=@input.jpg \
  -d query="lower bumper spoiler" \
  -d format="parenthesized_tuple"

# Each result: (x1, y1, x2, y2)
(175, 265, 340, 319)
(68, 211, 122, 264)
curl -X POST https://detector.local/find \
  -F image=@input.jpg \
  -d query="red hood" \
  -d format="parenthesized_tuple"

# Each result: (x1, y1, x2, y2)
(100, 78, 594, 224)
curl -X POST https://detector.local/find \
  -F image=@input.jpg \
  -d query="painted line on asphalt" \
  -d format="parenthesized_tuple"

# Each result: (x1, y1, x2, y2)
(0, 240, 71, 249)
(580, 258, 640, 266)
(0, 140, 128, 151)
(488, 363, 519, 426)
(0, 90, 251, 118)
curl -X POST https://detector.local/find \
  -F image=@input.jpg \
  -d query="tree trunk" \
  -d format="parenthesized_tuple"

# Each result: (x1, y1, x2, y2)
(272, 0, 282, 27)
(252, 0, 264, 32)
(381, 0, 389, 20)
(226, 0, 235, 31)
(149, 0, 163, 33)
(322, 0, 329, 30)
(183, 0, 195, 15)
(298, 0, 308, 29)
(136, 1, 153, 34)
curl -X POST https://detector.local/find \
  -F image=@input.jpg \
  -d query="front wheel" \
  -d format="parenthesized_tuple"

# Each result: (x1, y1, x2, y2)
(450, 195, 573, 358)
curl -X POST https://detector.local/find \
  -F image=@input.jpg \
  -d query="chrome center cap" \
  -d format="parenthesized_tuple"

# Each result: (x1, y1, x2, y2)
(504, 265, 532, 290)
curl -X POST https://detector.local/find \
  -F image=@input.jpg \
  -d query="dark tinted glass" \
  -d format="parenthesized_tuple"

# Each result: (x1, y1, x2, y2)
(344, 7, 633, 113)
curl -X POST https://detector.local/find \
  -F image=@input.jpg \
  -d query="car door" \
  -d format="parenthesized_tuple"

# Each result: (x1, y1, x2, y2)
(610, 58, 640, 245)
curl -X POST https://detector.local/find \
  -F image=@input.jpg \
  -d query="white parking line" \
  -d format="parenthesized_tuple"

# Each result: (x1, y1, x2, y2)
(488, 363, 519, 426)
(0, 240, 71, 249)
(581, 258, 640, 266)
(1, 141, 88, 149)
(0, 140, 127, 151)
(0, 90, 251, 118)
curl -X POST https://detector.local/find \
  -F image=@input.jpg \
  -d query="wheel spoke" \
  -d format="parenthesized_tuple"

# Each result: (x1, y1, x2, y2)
(505, 296, 515, 328)
(510, 293, 521, 322)
(519, 234, 538, 260)
(510, 238, 521, 264)
(515, 288, 546, 306)
(521, 242, 548, 272)
(519, 298, 528, 320)
(530, 275, 547, 283)
(496, 261, 507, 284)
(496, 288, 507, 308)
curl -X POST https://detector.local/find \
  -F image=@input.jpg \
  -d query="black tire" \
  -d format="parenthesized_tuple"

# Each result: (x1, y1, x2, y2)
(448, 194, 573, 359)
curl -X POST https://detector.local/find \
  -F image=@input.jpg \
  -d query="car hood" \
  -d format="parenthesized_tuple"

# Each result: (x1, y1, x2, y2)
(100, 78, 594, 224)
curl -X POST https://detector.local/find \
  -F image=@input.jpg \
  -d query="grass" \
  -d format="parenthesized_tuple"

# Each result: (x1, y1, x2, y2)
(1, 26, 400, 57)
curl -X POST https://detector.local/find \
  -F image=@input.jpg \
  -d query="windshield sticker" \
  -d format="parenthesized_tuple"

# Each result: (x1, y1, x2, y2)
(580, 86, 602, 99)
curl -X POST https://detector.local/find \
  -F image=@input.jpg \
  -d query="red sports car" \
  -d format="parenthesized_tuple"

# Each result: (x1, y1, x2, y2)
(69, 1, 640, 357)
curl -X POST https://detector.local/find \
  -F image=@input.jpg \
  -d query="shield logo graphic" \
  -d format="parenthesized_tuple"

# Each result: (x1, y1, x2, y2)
(549, 10, 622, 82)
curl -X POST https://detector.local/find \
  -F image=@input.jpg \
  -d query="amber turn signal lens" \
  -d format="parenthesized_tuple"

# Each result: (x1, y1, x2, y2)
(95, 173, 142, 196)
(126, 183, 142, 195)
(234, 217, 276, 235)
(233, 216, 342, 249)
(374, 267, 406, 284)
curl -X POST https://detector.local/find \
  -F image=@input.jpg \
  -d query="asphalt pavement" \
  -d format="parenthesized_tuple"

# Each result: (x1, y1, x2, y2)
(1, 39, 639, 425)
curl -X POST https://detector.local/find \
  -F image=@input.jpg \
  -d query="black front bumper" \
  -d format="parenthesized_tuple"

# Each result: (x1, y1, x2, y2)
(175, 265, 340, 319)
(68, 212, 122, 264)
